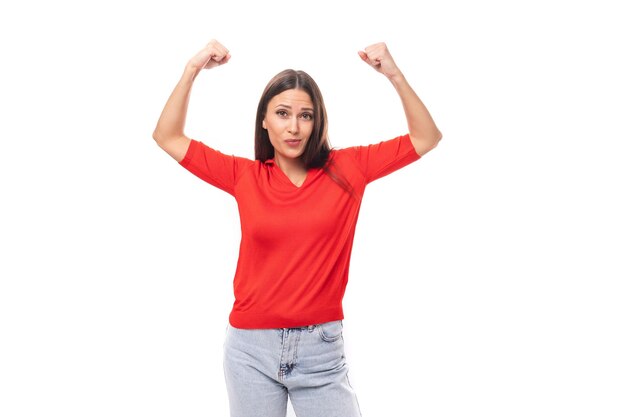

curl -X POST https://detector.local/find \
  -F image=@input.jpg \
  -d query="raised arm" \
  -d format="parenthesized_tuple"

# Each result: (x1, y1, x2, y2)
(358, 43, 442, 156)
(152, 40, 231, 162)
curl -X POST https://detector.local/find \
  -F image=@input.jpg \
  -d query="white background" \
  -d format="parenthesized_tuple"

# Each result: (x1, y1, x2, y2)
(1, 0, 625, 416)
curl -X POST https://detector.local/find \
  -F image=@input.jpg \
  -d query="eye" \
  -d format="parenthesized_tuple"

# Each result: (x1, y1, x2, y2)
(276, 110, 288, 117)
(301, 112, 313, 121)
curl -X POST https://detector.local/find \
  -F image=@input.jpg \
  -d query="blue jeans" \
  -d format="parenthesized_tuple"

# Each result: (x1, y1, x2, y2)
(223, 321, 362, 417)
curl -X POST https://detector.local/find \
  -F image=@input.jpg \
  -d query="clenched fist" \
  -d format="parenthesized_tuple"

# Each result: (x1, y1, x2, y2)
(187, 39, 231, 72)
(358, 42, 402, 79)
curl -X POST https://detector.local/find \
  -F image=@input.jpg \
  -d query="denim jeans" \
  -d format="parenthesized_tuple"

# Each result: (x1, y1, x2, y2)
(223, 321, 362, 417)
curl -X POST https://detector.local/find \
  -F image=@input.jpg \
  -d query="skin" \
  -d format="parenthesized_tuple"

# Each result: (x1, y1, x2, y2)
(358, 43, 443, 156)
(262, 89, 315, 187)
(153, 39, 442, 182)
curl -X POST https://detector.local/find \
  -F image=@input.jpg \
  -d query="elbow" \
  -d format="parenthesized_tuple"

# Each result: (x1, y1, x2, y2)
(152, 129, 162, 144)
(428, 130, 443, 151)
(433, 129, 443, 146)
(426, 134, 442, 154)
(431, 125, 442, 140)
(410, 130, 442, 156)
(152, 129, 170, 149)
(152, 127, 184, 148)
(427, 129, 443, 151)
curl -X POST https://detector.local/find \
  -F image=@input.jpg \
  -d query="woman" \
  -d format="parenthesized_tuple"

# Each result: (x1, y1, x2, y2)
(153, 39, 441, 417)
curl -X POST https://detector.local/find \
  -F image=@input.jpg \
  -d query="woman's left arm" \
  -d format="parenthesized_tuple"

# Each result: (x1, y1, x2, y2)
(359, 43, 442, 156)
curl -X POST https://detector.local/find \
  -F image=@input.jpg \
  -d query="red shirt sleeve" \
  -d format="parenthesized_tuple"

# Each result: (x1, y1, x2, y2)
(179, 139, 253, 195)
(341, 134, 420, 184)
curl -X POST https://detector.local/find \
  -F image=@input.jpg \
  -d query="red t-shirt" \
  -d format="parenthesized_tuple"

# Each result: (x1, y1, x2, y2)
(180, 134, 420, 328)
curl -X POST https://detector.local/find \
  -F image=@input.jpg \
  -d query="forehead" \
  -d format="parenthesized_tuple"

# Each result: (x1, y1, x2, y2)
(269, 89, 313, 107)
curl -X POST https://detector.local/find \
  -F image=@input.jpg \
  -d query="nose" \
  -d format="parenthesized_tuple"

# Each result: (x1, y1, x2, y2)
(287, 116, 299, 135)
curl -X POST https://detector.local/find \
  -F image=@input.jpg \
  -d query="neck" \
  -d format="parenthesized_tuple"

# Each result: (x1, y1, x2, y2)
(275, 155, 306, 176)
(275, 155, 308, 187)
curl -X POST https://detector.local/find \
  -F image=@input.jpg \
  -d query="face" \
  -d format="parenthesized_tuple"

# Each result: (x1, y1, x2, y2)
(262, 89, 314, 166)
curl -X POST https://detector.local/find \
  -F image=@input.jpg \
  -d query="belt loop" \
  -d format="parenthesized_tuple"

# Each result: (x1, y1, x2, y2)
(307, 325, 315, 332)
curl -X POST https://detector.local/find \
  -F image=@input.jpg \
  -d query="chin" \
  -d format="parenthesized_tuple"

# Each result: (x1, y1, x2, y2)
(281, 150, 305, 160)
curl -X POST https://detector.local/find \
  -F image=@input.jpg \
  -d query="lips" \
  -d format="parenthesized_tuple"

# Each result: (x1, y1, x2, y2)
(285, 139, 302, 147)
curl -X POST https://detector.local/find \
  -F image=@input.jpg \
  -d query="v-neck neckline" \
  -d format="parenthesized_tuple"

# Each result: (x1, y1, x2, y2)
(267, 158, 311, 189)
(273, 164, 309, 188)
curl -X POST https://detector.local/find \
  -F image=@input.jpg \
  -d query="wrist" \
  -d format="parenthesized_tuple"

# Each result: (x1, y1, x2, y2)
(387, 70, 406, 85)
(183, 63, 202, 82)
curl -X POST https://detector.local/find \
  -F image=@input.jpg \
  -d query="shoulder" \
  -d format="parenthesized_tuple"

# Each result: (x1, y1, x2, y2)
(187, 139, 255, 165)
(327, 147, 367, 178)
(330, 146, 358, 160)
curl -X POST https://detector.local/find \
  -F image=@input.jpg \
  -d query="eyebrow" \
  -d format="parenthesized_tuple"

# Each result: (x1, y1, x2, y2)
(273, 104, 314, 112)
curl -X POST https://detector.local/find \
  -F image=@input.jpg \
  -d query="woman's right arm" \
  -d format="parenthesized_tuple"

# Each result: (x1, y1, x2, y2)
(152, 40, 231, 162)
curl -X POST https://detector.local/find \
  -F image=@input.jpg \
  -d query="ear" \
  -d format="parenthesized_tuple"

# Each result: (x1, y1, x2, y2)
(262, 120, 267, 129)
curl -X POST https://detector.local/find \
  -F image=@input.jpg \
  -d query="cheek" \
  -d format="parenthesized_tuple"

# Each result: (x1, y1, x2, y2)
(304, 124, 315, 139)
(265, 121, 278, 140)
(267, 119, 284, 135)
(266, 128, 283, 148)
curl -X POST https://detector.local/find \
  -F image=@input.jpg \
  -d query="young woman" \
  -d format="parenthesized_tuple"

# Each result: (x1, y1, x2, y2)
(153, 39, 441, 417)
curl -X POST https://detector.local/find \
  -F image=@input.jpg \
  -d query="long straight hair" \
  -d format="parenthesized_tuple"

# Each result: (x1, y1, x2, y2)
(254, 69, 354, 196)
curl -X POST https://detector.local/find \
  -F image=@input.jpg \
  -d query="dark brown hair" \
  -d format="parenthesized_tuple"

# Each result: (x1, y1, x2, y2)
(255, 69, 354, 195)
